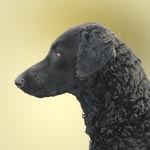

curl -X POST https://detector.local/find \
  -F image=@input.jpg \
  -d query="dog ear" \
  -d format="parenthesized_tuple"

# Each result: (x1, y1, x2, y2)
(76, 29, 116, 79)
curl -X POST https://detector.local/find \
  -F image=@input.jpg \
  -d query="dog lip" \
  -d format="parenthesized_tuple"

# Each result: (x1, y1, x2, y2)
(51, 91, 57, 94)
(50, 91, 57, 96)
(35, 91, 57, 98)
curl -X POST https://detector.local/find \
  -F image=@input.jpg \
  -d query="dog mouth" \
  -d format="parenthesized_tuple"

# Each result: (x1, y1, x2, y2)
(33, 91, 63, 98)
(19, 86, 63, 98)
(37, 91, 57, 98)
(25, 89, 58, 98)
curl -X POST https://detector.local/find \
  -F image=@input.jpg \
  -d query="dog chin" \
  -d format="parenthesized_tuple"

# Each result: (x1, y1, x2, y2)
(22, 89, 65, 98)
(32, 91, 59, 98)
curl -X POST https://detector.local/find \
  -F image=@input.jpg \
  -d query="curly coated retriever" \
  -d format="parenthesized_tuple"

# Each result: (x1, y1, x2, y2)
(15, 23, 150, 150)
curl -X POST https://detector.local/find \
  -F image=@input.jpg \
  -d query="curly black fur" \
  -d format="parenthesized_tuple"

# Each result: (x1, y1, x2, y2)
(15, 23, 150, 150)
(72, 44, 150, 150)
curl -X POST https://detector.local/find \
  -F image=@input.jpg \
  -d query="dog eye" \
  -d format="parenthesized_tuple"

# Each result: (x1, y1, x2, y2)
(56, 52, 61, 57)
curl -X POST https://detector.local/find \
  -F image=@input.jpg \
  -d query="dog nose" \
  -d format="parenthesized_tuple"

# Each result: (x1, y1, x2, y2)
(15, 77, 25, 88)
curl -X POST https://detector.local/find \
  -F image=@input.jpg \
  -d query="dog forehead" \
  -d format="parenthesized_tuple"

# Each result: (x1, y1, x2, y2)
(51, 27, 81, 49)
(57, 27, 81, 41)
(51, 22, 102, 50)
(58, 22, 101, 39)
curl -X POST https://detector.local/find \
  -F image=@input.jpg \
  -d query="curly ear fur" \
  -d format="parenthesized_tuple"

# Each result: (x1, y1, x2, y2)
(76, 23, 117, 79)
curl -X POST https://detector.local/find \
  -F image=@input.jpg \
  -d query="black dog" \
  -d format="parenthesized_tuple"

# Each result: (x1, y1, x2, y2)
(15, 23, 150, 150)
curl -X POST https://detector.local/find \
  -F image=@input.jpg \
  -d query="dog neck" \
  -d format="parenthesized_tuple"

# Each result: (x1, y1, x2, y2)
(70, 45, 150, 149)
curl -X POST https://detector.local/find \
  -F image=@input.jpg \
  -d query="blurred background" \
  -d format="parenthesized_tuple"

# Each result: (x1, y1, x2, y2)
(0, 0, 149, 150)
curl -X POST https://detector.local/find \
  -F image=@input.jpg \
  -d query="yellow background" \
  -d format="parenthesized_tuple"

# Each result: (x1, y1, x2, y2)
(0, 0, 149, 150)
